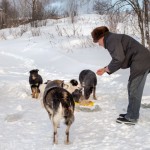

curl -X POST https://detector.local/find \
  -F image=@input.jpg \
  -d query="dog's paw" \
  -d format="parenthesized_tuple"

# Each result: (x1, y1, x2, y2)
(53, 141, 58, 145)
(64, 140, 71, 145)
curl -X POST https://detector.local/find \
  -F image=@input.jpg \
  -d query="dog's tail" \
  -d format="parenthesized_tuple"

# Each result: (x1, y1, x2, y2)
(64, 107, 75, 125)
(61, 93, 75, 126)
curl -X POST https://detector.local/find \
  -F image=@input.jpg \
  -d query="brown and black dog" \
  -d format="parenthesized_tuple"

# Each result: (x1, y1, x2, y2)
(43, 80, 75, 144)
(29, 69, 43, 99)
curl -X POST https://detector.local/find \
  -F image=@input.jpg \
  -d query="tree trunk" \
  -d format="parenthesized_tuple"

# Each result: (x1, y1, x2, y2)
(32, 0, 36, 21)
(138, 14, 145, 46)
(144, 0, 150, 49)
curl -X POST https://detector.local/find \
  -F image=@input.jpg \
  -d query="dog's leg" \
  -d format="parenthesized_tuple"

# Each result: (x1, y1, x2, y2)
(48, 112, 52, 120)
(35, 92, 39, 99)
(53, 129, 57, 144)
(32, 92, 35, 98)
(38, 93, 44, 107)
(35, 87, 39, 99)
(80, 94, 85, 101)
(65, 125, 71, 144)
(53, 122, 58, 144)
(32, 88, 36, 98)
(40, 98, 44, 108)
(53, 116, 60, 144)
(93, 86, 97, 100)
(44, 105, 53, 120)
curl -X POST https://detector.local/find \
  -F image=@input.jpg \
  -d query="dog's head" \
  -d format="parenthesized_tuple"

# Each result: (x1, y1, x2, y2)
(29, 69, 39, 80)
(84, 86, 93, 100)
(70, 79, 78, 86)
(64, 79, 81, 94)
(72, 88, 82, 102)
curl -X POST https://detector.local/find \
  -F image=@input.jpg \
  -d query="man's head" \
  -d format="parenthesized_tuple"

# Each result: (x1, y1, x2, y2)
(91, 26, 109, 46)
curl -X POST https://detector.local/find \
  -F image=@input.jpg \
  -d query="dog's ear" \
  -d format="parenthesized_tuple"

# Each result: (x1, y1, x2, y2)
(29, 70, 33, 74)
(44, 80, 51, 84)
(61, 80, 64, 88)
(36, 69, 39, 72)
(44, 80, 48, 84)
(47, 80, 51, 83)
(70, 79, 78, 86)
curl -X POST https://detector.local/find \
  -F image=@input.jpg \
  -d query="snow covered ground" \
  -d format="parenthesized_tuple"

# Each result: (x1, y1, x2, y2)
(0, 14, 150, 150)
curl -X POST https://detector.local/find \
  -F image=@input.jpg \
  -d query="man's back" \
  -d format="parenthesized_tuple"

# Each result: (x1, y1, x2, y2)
(104, 32, 150, 80)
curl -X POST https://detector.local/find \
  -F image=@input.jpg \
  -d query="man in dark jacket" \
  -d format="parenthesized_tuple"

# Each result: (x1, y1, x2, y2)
(91, 26, 150, 125)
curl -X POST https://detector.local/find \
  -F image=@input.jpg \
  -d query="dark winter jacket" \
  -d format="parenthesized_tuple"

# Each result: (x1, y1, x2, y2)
(104, 32, 150, 81)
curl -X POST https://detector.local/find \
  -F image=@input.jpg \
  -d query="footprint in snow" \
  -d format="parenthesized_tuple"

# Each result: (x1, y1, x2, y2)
(4, 113, 23, 122)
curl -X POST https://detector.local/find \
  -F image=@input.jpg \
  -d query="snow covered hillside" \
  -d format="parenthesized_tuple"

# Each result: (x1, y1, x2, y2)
(0, 14, 150, 150)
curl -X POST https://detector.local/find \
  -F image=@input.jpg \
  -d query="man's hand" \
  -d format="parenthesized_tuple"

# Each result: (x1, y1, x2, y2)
(96, 66, 110, 76)
(96, 68, 105, 76)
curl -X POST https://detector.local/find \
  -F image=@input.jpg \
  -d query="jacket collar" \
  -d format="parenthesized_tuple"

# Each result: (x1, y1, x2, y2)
(104, 32, 111, 49)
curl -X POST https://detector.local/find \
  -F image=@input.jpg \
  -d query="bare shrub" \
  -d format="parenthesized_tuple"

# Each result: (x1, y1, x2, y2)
(79, 37, 95, 48)
(8, 26, 28, 39)
(30, 20, 38, 28)
(62, 24, 82, 37)
(20, 25, 28, 36)
(55, 25, 63, 36)
(41, 20, 47, 26)
(30, 20, 47, 28)
(12, 29, 22, 38)
(0, 32, 7, 40)
(31, 28, 41, 36)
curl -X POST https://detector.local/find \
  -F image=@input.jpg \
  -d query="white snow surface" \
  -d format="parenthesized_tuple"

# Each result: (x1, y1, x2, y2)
(0, 14, 150, 150)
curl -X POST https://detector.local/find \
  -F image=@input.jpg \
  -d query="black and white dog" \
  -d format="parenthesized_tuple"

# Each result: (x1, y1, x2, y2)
(79, 69, 97, 100)
(64, 79, 79, 93)
(39, 79, 82, 103)
(43, 80, 75, 144)
(64, 79, 82, 102)
(29, 69, 43, 99)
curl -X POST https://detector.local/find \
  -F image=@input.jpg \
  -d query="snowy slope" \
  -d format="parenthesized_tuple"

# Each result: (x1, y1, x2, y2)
(0, 14, 150, 150)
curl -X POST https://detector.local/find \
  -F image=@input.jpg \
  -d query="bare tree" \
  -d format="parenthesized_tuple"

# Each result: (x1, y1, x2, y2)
(24, 0, 44, 21)
(114, 0, 150, 48)
(18, 0, 51, 19)
(107, 2, 127, 32)
(67, 0, 78, 23)
(46, 7, 59, 19)
(93, 0, 111, 15)
(0, 0, 18, 28)
(0, 0, 10, 26)
(0, 8, 5, 29)
(144, 0, 150, 49)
